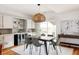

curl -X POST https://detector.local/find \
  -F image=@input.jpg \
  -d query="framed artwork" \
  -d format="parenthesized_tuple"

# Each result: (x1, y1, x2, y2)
(61, 19, 79, 35)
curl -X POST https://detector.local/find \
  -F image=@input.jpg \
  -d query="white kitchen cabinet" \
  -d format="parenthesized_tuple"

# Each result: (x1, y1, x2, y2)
(0, 15, 13, 28)
(3, 16, 13, 28)
(3, 34, 14, 49)
(18, 19, 24, 29)
(27, 19, 35, 30)
(13, 18, 26, 33)
(0, 15, 3, 28)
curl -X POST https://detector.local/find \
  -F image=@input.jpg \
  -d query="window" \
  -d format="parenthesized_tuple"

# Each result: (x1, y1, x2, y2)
(39, 21, 56, 35)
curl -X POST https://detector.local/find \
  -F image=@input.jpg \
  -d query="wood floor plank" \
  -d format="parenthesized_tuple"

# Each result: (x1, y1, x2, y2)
(73, 48, 79, 55)
(1, 46, 79, 55)
(2, 49, 19, 55)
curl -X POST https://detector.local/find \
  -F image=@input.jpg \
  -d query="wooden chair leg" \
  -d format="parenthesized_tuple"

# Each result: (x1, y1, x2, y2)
(58, 46, 62, 53)
(39, 45, 41, 55)
(52, 44, 58, 55)
(24, 43, 28, 51)
(29, 44, 32, 55)
(44, 41, 48, 55)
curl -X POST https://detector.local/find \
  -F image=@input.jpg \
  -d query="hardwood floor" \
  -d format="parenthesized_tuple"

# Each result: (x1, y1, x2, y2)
(2, 46, 19, 55)
(60, 46, 79, 55)
(2, 49, 18, 55)
(1, 46, 79, 55)
(73, 48, 79, 55)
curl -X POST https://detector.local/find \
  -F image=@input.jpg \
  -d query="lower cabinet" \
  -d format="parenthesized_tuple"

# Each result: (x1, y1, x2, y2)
(0, 35, 3, 54)
(14, 33, 25, 46)
(3, 34, 14, 49)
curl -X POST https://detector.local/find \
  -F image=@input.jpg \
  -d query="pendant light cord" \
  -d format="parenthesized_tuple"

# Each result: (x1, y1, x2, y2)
(37, 4, 40, 13)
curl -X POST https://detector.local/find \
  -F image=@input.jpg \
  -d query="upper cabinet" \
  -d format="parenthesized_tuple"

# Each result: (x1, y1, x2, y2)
(0, 15, 13, 29)
(13, 18, 26, 33)
(0, 15, 26, 33)
(3, 16, 13, 28)
(0, 15, 3, 28)
(17, 19, 25, 29)
(27, 19, 35, 30)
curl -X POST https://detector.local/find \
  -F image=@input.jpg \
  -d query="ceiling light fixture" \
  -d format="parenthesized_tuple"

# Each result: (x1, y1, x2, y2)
(32, 4, 46, 23)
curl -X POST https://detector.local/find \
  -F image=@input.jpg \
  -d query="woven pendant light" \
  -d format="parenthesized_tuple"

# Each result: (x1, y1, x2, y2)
(32, 4, 46, 23)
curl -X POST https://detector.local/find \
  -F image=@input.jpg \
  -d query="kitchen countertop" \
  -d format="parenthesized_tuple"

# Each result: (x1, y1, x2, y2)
(14, 32, 27, 34)
(0, 34, 13, 36)
(0, 32, 27, 35)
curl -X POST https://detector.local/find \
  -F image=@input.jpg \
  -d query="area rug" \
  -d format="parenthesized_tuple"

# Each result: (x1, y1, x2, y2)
(11, 45, 73, 55)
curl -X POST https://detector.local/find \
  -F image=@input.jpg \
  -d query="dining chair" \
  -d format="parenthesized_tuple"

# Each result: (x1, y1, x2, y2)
(39, 33, 62, 55)
(24, 34, 32, 50)
(49, 35, 62, 55)
(38, 33, 55, 55)
(32, 37, 44, 55)
(24, 33, 43, 55)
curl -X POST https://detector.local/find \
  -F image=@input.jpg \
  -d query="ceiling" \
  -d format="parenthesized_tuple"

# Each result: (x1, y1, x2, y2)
(0, 4, 79, 16)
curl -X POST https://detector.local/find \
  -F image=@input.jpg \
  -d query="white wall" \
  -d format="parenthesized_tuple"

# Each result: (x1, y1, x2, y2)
(43, 12, 61, 35)
(0, 7, 27, 19)
(46, 10, 79, 34)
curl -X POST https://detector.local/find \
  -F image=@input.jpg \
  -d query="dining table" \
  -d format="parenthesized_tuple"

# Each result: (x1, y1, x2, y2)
(26, 32, 55, 55)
